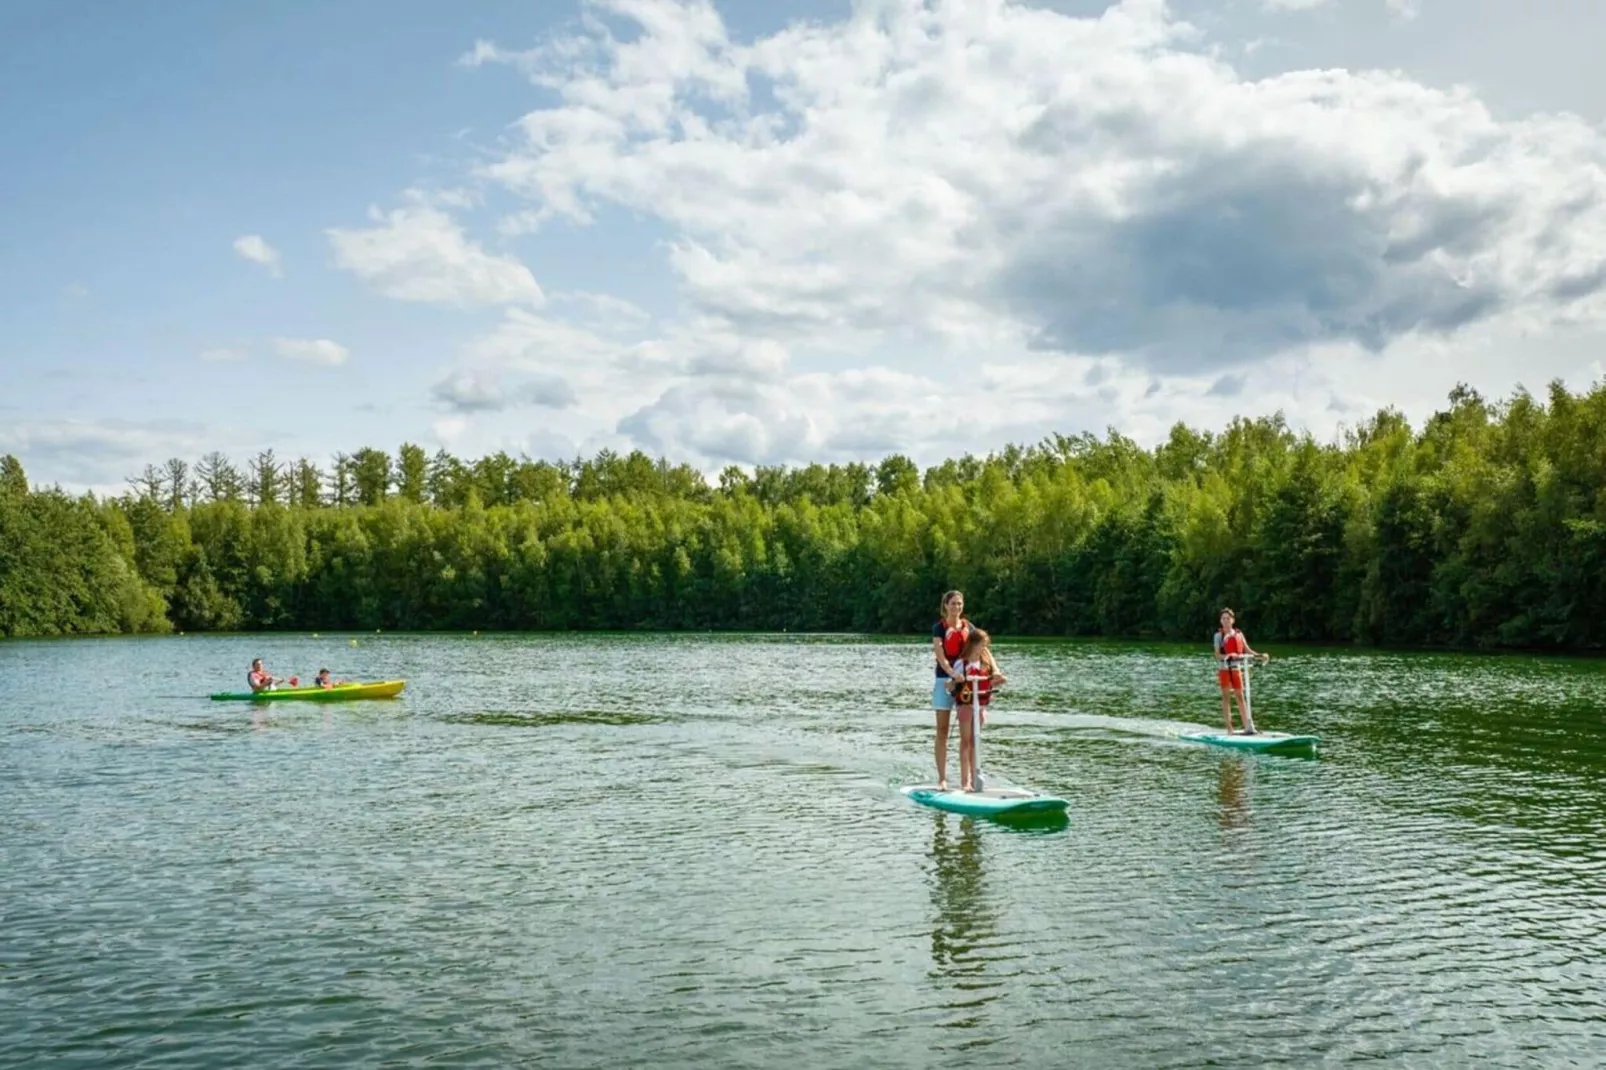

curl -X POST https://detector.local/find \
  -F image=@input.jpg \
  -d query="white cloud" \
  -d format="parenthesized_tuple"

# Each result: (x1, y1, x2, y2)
(233, 234, 282, 277)
(1261, 0, 1329, 10)
(0, 417, 214, 493)
(326, 205, 544, 308)
(431, 368, 578, 412)
(1384, 0, 1421, 20)
(419, 0, 1606, 470)
(272, 337, 350, 365)
(199, 347, 248, 362)
(467, 0, 1606, 372)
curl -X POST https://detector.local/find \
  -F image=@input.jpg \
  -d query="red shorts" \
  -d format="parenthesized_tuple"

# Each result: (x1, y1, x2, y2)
(1217, 668, 1243, 689)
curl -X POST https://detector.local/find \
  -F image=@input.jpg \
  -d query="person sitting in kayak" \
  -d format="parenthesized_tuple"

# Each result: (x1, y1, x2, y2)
(312, 669, 346, 689)
(248, 658, 279, 693)
(1215, 608, 1268, 734)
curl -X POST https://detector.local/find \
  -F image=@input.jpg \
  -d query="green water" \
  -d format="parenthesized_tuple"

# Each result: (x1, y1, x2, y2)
(2, 633, 1603, 1068)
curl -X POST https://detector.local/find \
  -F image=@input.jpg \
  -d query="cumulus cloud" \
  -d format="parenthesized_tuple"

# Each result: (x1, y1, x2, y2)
(327, 205, 544, 307)
(431, 369, 578, 412)
(412, 0, 1606, 470)
(233, 235, 282, 277)
(464, 0, 1606, 377)
(272, 337, 350, 365)
(0, 417, 213, 491)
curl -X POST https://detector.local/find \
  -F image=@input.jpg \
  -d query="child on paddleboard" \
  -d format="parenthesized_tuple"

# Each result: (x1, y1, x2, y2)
(1214, 608, 1267, 734)
(950, 629, 1007, 792)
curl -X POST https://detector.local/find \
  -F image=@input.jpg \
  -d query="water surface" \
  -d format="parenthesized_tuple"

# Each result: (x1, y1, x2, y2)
(2, 633, 1603, 1067)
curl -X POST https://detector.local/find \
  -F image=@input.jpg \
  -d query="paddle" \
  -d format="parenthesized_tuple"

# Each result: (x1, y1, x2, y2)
(1239, 653, 1269, 733)
(972, 665, 985, 793)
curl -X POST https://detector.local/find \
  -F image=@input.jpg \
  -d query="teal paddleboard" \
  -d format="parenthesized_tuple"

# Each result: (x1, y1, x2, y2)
(1178, 731, 1319, 754)
(903, 784, 1069, 817)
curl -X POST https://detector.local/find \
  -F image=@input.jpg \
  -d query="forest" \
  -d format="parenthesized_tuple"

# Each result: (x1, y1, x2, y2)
(2, 380, 1604, 650)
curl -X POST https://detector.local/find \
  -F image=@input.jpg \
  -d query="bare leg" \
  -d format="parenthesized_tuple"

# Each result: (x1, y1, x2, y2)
(1236, 686, 1257, 734)
(934, 709, 950, 790)
(957, 711, 976, 791)
(1220, 687, 1236, 733)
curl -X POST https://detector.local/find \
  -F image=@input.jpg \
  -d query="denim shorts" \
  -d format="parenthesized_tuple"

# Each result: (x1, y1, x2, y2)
(932, 676, 957, 711)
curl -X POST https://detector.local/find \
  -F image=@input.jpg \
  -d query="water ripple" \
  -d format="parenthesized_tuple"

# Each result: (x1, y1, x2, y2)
(2, 634, 1604, 1068)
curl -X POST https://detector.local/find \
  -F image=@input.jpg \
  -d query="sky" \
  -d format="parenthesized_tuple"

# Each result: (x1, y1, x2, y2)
(4, 0, 1605, 493)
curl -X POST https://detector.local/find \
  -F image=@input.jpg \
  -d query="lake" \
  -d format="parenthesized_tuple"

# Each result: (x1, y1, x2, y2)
(2, 632, 1603, 1068)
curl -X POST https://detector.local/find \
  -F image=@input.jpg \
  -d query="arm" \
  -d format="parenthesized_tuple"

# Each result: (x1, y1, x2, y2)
(933, 626, 964, 680)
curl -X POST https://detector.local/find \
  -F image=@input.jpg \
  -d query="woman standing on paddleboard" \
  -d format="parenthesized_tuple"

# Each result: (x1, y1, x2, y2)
(1215, 608, 1267, 734)
(932, 591, 973, 790)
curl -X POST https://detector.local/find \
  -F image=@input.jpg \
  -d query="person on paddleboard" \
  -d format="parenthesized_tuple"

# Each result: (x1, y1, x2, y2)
(1215, 608, 1267, 734)
(953, 629, 1007, 792)
(931, 590, 975, 791)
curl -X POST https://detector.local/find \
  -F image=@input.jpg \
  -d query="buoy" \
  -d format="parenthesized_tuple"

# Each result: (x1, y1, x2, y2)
(350, 639, 358, 647)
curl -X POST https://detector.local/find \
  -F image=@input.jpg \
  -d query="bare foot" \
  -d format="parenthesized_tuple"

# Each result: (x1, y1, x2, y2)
(938, 780, 947, 791)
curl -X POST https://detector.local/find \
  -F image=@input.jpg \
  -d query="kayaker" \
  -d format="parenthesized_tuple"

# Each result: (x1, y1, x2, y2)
(247, 659, 278, 693)
(1215, 608, 1268, 734)
(312, 669, 345, 689)
(931, 590, 974, 791)
(952, 628, 1007, 792)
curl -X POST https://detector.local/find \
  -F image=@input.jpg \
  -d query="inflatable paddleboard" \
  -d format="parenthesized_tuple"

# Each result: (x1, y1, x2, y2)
(1178, 730, 1319, 755)
(903, 784, 1070, 817)
(906, 665, 1068, 818)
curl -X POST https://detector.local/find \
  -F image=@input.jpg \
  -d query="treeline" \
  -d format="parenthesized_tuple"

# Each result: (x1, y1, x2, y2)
(3, 381, 1605, 649)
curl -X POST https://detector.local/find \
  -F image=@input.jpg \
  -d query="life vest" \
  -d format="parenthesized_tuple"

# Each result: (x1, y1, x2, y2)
(942, 620, 970, 662)
(1217, 629, 1247, 665)
(965, 661, 994, 705)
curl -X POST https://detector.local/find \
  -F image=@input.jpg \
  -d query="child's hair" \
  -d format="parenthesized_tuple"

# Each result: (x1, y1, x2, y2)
(318, 667, 329, 674)
(959, 628, 990, 660)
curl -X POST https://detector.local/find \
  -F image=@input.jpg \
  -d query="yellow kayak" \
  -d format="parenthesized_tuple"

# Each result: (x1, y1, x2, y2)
(209, 680, 407, 702)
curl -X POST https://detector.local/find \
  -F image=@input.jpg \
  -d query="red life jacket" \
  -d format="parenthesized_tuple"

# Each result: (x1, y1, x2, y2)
(965, 662, 994, 704)
(942, 620, 971, 662)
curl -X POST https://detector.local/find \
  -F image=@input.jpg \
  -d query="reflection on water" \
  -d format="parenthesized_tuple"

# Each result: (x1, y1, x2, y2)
(1216, 756, 1252, 831)
(927, 814, 993, 979)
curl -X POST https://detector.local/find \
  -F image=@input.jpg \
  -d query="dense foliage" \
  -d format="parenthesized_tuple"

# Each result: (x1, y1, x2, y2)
(4, 381, 1605, 649)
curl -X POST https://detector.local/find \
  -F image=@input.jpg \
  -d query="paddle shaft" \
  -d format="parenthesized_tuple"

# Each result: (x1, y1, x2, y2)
(972, 670, 984, 791)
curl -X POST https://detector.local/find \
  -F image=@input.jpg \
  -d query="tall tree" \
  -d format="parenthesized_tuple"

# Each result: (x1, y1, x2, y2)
(396, 443, 428, 503)
(248, 450, 284, 508)
(163, 458, 191, 511)
(351, 448, 392, 506)
(195, 452, 243, 503)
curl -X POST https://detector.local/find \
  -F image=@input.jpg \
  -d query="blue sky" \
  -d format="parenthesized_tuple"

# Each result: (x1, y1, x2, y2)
(4, 0, 1606, 492)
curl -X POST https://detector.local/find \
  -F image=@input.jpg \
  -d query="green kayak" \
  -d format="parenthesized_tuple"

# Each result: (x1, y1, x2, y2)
(209, 680, 406, 702)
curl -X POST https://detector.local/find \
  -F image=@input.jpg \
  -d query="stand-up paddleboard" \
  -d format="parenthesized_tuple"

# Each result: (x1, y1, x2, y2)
(1177, 730, 1319, 754)
(1181, 656, 1318, 754)
(905, 667, 1068, 817)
